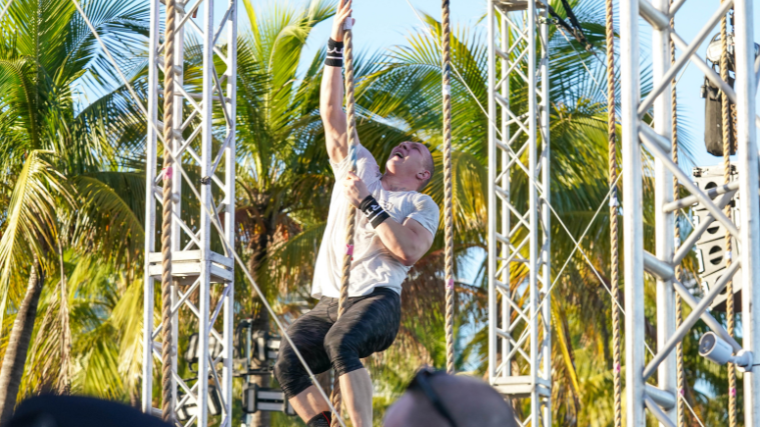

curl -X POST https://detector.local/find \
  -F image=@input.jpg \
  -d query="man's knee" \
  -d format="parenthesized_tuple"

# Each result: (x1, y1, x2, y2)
(324, 329, 363, 376)
(274, 345, 311, 398)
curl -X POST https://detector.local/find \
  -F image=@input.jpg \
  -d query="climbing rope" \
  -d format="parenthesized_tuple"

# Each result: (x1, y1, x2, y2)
(442, 0, 455, 375)
(330, 18, 358, 427)
(161, 0, 177, 423)
(604, 0, 621, 423)
(670, 8, 686, 427)
(719, 4, 737, 425)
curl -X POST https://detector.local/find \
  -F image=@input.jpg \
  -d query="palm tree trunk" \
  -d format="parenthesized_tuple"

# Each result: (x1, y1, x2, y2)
(247, 236, 271, 427)
(56, 240, 71, 394)
(0, 255, 45, 424)
(250, 314, 271, 427)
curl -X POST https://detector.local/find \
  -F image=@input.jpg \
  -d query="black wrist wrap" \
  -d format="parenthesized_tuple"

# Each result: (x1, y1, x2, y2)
(360, 195, 390, 229)
(325, 38, 344, 67)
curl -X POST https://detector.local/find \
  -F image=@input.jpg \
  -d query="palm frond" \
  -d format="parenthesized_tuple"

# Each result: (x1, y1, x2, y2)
(0, 152, 71, 323)
(71, 173, 145, 262)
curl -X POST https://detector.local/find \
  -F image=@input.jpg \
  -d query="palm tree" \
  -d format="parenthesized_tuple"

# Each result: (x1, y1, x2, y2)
(0, 0, 148, 418)
(234, 2, 335, 425)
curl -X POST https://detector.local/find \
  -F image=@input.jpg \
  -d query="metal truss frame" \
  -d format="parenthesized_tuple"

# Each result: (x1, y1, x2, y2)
(619, 0, 760, 424)
(142, 1, 237, 426)
(487, 1, 551, 426)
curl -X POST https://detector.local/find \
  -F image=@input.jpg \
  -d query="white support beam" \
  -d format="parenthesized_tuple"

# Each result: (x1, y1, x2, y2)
(620, 0, 760, 424)
(142, 1, 237, 425)
(734, 0, 760, 424)
(487, 2, 551, 427)
(620, 0, 645, 425)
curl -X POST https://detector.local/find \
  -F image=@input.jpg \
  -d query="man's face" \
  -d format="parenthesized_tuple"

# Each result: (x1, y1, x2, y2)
(385, 141, 431, 185)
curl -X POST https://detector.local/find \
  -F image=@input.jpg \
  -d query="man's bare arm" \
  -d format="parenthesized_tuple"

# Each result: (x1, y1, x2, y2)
(342, 172, 435, 267)
(375, 218, 434, 267)
(321, 0, 354, 163)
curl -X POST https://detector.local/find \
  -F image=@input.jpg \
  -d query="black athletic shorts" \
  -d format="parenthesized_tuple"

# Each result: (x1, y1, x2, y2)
(274, 287, 401, 398)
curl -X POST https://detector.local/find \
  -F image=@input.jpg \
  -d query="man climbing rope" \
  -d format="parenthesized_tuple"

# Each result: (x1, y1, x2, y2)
(273, 2, 440, 427)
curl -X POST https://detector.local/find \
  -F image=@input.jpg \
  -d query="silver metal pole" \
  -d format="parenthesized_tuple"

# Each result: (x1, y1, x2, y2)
(527, 0, 539, 422)
(170, 10, 185, 418)
(487, 0, 497, 388)
(487, 1, 551, 424)
(733, 0, 760, 424)
(651, 0, 676, 423)
(500, 4, 511, 380)
(539, 3, 551, 426)
(196, 0, 216, 423)
(222, 0, 237, 421)
(142, 0, 237, 424)
(142, 0, 160, 414)
(620, 0, 646, 426)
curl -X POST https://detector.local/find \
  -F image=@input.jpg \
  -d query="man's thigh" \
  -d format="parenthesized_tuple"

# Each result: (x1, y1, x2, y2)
(327, 288, 401, 359)
(277, 300, 335, 376)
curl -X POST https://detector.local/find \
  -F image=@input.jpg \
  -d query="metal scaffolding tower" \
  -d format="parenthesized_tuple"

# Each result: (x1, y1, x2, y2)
(619, 0, 760, 424)
(487, 1, 551, 426)
(142, 0, 237, 425)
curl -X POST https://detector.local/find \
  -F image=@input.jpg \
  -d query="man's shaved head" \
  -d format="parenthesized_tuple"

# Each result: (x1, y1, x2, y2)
(384, 372, 517, 427)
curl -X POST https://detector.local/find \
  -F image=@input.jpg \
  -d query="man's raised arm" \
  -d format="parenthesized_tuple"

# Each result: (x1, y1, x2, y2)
(321, 0, 354, 164)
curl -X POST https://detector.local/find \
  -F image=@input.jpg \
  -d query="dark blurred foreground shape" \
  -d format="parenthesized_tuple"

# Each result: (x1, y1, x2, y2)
(383, 368, 518, 427)
(6, 395, 172, 427)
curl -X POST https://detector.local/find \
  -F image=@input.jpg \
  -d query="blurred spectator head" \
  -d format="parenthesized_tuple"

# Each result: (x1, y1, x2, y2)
(7, 394, 172, 427)
(384, 367, 517, 427)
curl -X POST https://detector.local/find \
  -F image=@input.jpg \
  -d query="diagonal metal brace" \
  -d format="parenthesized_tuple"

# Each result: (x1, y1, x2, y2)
(673, 190, 737, 264)
(640, 126, 740, 237)
(642, 262, 741, 380)
(645, 395, 676, 427)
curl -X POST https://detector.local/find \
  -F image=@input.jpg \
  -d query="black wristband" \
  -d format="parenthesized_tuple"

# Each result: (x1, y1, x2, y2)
(359, 195, 390, 229)
(325, 38, 344, 67)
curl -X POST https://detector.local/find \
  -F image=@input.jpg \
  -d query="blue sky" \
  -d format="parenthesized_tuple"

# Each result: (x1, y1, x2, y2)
(232, 0, 760, 170)
(235, 0, 486, 52)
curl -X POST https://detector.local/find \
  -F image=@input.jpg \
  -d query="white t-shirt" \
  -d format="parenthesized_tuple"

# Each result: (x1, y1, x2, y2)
(311, 145, 440, 298)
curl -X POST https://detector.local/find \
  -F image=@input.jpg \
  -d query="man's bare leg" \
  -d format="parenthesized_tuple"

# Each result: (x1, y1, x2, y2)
(289, 386, 330, 422)
(340, 368, 373, 427)
(289, 369, 372, 426)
